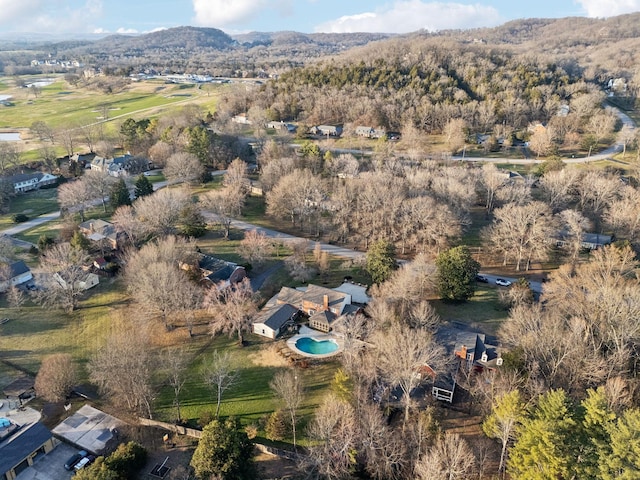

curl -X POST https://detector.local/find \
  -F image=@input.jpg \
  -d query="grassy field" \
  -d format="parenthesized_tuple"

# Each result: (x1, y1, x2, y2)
(0, 187, 59, 229)
(153, 333, 339, 440)
(0, 278, 127, 376)
(0, 77, 221, 130)
(432, 285, 508, 335)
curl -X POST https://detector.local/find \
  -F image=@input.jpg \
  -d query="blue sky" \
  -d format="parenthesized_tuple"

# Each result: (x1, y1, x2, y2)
(0, 0, 639, 36)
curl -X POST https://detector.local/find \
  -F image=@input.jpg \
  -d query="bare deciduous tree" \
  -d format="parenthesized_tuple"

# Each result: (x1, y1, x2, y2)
(202, 350, 238, 418)
(303, 395, 358, 480)
(528, 125, 557, 158)
(89, 326, 156, 418)
(270, 370, 304, 448)
(58, 179, 93, 222)
(34, 353, 77, 402)
(223, 158, 250, 193)
(163, 347, 189, 423)
(112, 205, 146, 246)
(484, 201, 555, 271)
(443, 118, 467, 154)
(6, 285, 26, 311)
(133, 187, 192, 236)
(125, 236, 201, 329)
(373, 322, 445, 423)
(84, 169, 116, 213)
(539, 168, 579, 212)
(34, 242, 90, 312)
(238, 229, 273, 266)
(205, 277, 257, 345)
(605, 185, 640, 244)
(163, 152, 204, 185)
(202, 186, 245, 238)
(557, 209, 591, 269)
(415, 433, 476, 480)
(0, 142, 20, 174)
(478, 163, 505, 213)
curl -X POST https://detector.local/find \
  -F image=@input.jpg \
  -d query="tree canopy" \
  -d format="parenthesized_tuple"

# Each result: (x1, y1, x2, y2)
(190, 417, 255, 480)
(436, 246, 480, 301)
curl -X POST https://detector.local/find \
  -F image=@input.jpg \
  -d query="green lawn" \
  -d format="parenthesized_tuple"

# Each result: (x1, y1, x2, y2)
(432, 285, 508, 335)
(0, 188, 59, 230)
(153, 334, 338, 445)
(0, 279, 127, 379)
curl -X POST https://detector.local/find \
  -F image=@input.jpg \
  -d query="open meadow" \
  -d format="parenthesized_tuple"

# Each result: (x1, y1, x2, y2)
(0, 74, 223, 162)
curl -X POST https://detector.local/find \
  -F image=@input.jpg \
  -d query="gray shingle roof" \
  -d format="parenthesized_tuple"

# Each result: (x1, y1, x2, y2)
(0, 422, 52, 475)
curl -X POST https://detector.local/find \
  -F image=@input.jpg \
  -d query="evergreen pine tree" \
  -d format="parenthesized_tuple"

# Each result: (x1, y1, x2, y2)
(134, 174, 153, 199)
(110, 178, 131, 210)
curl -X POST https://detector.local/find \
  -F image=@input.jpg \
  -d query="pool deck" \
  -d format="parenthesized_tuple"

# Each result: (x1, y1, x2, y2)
(287, 326, 344, 359)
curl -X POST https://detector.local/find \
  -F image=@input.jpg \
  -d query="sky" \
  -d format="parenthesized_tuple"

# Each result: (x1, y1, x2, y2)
(0, 0, 639, 37)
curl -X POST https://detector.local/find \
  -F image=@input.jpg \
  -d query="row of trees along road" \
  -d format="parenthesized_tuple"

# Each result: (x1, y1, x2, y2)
(259, 136, 640, 269)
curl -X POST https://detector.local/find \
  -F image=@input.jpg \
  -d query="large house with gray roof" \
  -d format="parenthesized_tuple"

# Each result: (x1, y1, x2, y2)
(0, 422, 56, 480)
(252, 282, 367, 339)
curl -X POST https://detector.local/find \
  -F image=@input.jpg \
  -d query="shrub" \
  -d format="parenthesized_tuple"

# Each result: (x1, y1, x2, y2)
(265, 410, 288, 441)
(12, 213, 29, 223)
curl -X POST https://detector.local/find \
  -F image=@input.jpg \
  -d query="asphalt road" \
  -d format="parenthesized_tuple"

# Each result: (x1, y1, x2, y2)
(478, 272, 543, 294)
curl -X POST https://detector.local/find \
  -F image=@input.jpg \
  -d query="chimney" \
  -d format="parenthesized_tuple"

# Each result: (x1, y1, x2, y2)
(323, 294, 329, 311)
(89, 222, 95, 232)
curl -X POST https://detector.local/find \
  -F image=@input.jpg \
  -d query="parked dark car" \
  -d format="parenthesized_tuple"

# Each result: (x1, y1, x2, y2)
(475, 274, 489, 283)
(64, 450, 88, 471)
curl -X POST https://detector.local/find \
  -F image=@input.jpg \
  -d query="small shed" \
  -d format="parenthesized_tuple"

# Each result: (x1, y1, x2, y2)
(2, 377, 35, 400)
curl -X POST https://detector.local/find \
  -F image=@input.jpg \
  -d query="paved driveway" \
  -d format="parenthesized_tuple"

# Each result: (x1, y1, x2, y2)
(15, 442, 76, 480)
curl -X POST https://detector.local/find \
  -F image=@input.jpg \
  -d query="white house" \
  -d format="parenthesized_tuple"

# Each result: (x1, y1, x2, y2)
(0, 260, 33, 292)
(53, 271, 99, 291)
(252, 304, 299, 339)
(7, 173, 58, 193)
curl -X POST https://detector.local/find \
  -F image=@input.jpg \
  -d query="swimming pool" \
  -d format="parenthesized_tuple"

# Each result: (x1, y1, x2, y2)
(287, 331, 343, 358)
(295, 337, 339, 355)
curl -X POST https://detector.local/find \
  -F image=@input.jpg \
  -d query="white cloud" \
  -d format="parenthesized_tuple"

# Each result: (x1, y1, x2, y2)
(0, 0, 44, 25)
(192, 0, 292, 28)
(575, 0, 640, 17)
(315, 1, 503, 34)
(0, 0, 103, 33)
(116, 27, 138, 34)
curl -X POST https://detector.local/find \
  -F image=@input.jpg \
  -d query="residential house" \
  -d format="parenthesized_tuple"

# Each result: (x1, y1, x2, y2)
(454, 332, 503, 370)
(6, 172, 58, 194)
(311, 125, 343, 137)
(267, 121, 296, 133)
(554, 232, 614, 251)
(0, 260, 33, 292)
(193, 254, 246, 288)
(0, 422, 57, 480)
(355, 126, 386, 139)
(78, 219, 120, 250)
(252, 304, 300, 339)
(53, 271, 99, 291)
(70, 153, 96, 169)
(431, 331, 502, 404)
(580, 233, 614, 250)
(90, 154, 149, 177)
(231, 114, 252, 125)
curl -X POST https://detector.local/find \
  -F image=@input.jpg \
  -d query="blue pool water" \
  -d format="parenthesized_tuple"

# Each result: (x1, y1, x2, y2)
(295, 337, 338, 355)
